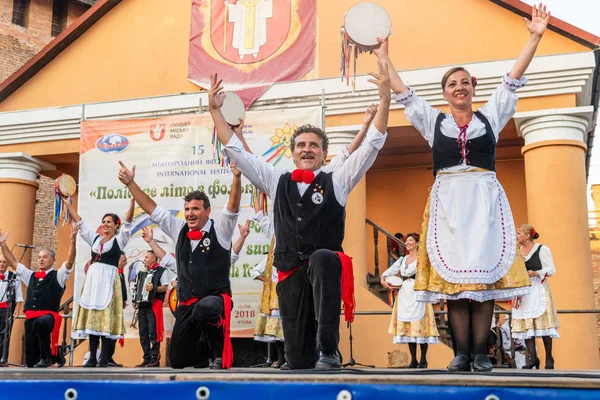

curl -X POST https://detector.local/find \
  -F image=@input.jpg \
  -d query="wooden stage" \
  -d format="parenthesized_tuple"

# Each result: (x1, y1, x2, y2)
(0, 367, 598, 399)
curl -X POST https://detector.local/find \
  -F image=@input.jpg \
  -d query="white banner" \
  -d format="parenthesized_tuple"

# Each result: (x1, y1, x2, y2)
(74, 107, 321, 339)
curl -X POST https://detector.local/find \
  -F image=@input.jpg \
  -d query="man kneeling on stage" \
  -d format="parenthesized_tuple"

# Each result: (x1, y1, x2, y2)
(0, 225, 77, 368)
(118, 162, 242, 369)
(133, 226, 176, 367)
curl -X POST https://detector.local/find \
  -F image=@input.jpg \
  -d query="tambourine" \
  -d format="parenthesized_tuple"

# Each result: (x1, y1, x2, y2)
(385, 275, 403, 289)
(342, 2, 392, 49)
(221, 92, 246, 127)
(168, 287, 178, 316)
(55, 174, 77, 197)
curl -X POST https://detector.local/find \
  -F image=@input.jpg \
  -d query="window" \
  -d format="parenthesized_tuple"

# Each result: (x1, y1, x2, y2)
(12, 0, 30, 27)
(51, 0, 69, 37)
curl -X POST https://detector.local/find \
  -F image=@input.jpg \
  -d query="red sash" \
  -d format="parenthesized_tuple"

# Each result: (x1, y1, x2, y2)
(152, 298, 165, 343)
(0, 302, 8, 309)
(25, 310, 62, 356)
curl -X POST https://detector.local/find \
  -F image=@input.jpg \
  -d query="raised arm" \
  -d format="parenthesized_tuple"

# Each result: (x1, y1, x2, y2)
(348, 104, 378, 154)
(208, 73, 235, 146)
(509, 3, 550, 80)
(124, 197, 135, 223)
(374, 38, 408, 95)
(65, 224, 78, 270)
(118, 161, 158, 216)
(62, 197, 82, 223)
(141, 226, 167, 261)
(228, 162, 242, 213)
(0, 229, 17, 269)
(233, 119, 252, 153)
(232, 220, 250, 256)
(367, 58, 391, 135)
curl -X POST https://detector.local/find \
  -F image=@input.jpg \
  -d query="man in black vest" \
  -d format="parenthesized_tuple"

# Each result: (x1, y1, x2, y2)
(0, 254, 23, 367)
(0, 226, 76, 368)
(207, 61, 391, 369)
(118, 163, 242, 369)
(133, 226, 176, 367)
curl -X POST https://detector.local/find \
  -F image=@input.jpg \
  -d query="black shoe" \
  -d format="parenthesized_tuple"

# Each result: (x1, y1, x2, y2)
(97, 362, 108, 368)
(407, 360, 418, 368)
(545, 357, 554, 370)
(447, 354, 472, 371)
(315, 352, 341, 370)
(82, 360, 97, 368)
(193, 360, 210, 369)
(472, 354, 492, 372)
(272, 361, 284, 369)
(210, 357, 223, 370)
(56, 355, 66, 368)
(417, 361, 428, 369)
(135, 360, 150, 368)
(280, 362, 290, 370)
(34, 358, 52, 368)
(146, 359, 159, 367)
(523, 357, 540, 369)
(0, 362, 7, 368)
(108, 360, 123, 368)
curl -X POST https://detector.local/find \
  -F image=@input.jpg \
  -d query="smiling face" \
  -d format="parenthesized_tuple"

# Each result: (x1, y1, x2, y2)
(101, 215, 118, 237)
(405, 236, 418, 252)
(292, 132, 327, 171)
(184, 199, 210, 231)
(0, 255, 7, 274)
(37, 249, 55, 271)
(442, 70, 474, 110)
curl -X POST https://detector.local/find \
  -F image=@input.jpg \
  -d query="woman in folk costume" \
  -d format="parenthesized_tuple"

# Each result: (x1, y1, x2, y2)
(64, 197, 135, 367)
(512, 224, 559, 369)
(381, 233, 438, 368)
(378, 3, 552, 371)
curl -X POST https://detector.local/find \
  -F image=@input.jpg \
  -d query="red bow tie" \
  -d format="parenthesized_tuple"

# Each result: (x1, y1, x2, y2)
(0, 274, 5, 281)
(34, 271, 47, 279)
(187, 230, 204, 241)
(291, 169, 315, 184)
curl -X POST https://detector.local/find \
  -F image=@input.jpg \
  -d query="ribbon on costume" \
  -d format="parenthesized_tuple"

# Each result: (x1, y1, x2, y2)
(152, 298, 165, 343)
(335, 252, 355, 323)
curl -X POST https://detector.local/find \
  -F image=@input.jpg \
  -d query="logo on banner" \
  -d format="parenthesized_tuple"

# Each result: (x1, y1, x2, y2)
(95, 134, 130, 154)
(261, 123, 297, 165)
(150, 124, 166, 141)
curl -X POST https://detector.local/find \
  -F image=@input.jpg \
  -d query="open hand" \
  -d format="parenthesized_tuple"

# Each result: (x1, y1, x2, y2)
(118, 161, 136, 185)
(368, 60, 391, 101)
(0, 229, 9, 247)
(141, 226, 153, 243)
(372, 37, 389, 60)
(364, 104, 378, 125)
(70, 224, 79, 241)
(524, 3, 550, 37)
(232, 118, 244, 136)
(208, 74, 225, 110)
(238, 220, 250, 238)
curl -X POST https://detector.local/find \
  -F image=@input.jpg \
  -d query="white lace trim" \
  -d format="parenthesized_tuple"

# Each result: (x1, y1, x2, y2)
(512, 280, 547, 320)
(502, 73, 528, 91)
(393, 87, 416, 104)
(426, 175, 517, 284)
(259, 312, 281, 319)
(72, 329, 123, 340)
(253, 335, 284, 343)
(512, 328, 559, 339)
(393, 336, 439, 344)
(416, 285, 531, 303)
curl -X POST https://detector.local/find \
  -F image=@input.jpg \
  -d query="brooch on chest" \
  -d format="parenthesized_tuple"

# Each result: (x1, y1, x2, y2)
(311, 184, 324, 205)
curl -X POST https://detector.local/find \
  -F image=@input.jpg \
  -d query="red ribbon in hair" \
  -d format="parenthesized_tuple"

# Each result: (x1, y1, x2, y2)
(291, 169, 315, 184)
(530, 227, 536, 237)
(471, 76, 478, 88)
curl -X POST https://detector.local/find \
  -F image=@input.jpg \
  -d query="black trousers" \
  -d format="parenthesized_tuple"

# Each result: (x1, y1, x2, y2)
(169, 295, 225, 369)
(24, 315, 54, 367)
(0, 308, 13, 361)
(276, 249, 342, 369)
(138, 305, 159, 362)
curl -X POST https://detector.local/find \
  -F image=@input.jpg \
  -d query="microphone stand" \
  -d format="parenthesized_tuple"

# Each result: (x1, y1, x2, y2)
(0, 245, 28, 367)
(341, 322, 375, 368)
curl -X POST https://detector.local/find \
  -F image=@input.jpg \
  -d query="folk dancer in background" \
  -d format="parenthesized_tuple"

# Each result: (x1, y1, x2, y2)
(209, 52, 390, 369)
(133, 226, 176, 367)
(0, 225, 77, 368)
(0, 254, 24, 367)
(64, 197, 135, 367)
(118, 162, 242, 369)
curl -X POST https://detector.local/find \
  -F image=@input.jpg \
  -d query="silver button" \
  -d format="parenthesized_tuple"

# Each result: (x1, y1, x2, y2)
(297, 217, 301, 222)
(298, 251, 303, 255)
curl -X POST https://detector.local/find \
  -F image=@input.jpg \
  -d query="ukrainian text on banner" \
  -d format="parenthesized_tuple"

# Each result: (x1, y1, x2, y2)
(74, 107, 321, 339)
(188, 0, 316, 106)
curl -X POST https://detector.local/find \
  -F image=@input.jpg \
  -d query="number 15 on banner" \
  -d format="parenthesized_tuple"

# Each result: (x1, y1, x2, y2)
(191, 144, 205, 155)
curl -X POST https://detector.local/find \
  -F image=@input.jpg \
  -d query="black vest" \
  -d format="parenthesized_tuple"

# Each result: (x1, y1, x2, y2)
(118, 272, 127, 302)
(91, 236, 122, 267)
(273, 171, 345, 271)
(24, 270, 64, 312)
(432, 111, 496, 176)
(525, 246, 543, 272)
(150, 267, 167, 302)
(0, 271, 17, 309)
(175, 221, 231, 302)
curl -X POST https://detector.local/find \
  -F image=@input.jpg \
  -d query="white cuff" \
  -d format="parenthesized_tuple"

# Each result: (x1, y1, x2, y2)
(393, 87, 416, 104)
(502, 73, 528, 91)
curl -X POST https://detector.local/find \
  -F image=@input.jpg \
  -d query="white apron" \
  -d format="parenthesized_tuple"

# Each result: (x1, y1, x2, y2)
(426, 171, 516, 284)
(78, 237, 119, 311)
(512, 277, 546, 320)
(395, 258, 426, 322)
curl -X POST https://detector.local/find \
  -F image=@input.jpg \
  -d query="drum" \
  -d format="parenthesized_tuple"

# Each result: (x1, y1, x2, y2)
(342, 2, 391, 49)
(55, 174, 77, 197)
(385, 275, 403, 289)
(221, 91, 245, 127)
(168, 287, 178, 316)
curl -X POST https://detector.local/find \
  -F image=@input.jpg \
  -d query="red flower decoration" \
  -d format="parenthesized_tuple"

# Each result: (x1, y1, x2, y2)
(471, 76, 478, 88)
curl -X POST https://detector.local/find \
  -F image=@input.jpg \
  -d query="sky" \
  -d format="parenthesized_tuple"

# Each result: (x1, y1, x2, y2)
(521, 0, 600, 220)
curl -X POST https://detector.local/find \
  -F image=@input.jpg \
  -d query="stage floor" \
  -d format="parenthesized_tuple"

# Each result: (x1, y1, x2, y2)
(0, 367, 599, 399)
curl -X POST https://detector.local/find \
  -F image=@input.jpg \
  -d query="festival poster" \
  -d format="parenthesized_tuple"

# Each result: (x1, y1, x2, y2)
(188, 0, 316, 106)
(74, 107, 321, 339)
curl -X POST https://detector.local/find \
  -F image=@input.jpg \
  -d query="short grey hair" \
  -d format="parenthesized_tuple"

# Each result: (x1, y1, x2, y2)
(40, 248, 56, 259)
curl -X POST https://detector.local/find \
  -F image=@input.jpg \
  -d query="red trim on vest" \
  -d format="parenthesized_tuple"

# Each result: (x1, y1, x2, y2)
(25, 310, 62, 356)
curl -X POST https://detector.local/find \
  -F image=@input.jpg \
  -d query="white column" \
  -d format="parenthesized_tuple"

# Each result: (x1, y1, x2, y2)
(0, 152, 55, 182)
(325, 125, 362, 157)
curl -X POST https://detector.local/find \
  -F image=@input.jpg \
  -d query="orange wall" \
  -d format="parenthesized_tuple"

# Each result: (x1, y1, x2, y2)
(0, 0, 589, 112)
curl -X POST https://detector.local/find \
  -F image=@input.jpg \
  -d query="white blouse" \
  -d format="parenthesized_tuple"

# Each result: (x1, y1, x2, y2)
(77, 220, 132, 258)
(394, 73, 528, 172)
(523, 243, 556, 279)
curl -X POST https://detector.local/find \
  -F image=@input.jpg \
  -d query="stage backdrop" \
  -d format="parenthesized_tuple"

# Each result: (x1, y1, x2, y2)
(188, 0, 316, 106)
(74, 107, 321, 339)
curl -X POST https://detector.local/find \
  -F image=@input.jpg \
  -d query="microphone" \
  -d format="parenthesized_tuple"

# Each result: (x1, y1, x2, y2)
(16, 244, 35, 249)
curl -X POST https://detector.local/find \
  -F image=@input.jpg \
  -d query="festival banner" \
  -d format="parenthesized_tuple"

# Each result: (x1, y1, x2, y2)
(188, 0, 316, 106)
(73, 107, 321, 339)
